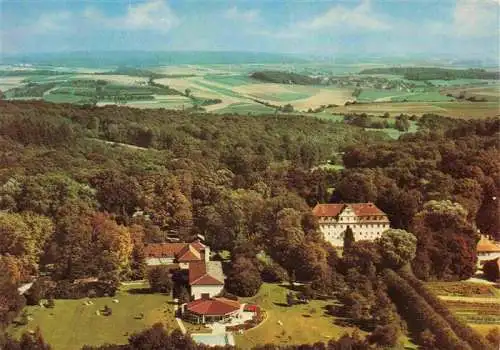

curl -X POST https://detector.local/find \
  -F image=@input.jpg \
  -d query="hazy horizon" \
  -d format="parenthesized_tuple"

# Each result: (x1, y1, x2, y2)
(1, 0, 499, 63)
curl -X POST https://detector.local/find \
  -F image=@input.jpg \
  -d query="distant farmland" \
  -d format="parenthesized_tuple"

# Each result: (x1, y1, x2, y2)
(1, 63, 498, 117)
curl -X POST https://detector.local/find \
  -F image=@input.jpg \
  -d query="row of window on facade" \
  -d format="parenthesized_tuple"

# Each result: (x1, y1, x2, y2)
(330, 231, 384, 238)
(325, 223, 388, 229)
(321, 216, 386, 222)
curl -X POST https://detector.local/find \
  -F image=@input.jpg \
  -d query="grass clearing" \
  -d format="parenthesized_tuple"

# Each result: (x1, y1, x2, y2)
(8, 282, 177, 350)
(234, 283, 358, 349)
(215, 102, 276, 115)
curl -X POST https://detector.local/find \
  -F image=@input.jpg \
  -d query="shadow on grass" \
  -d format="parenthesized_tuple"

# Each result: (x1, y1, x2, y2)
(278, 284, 303, 292)
(127, 287, 153, 295)
(322, 304, 373, 331)
(273, 302, 290, 307)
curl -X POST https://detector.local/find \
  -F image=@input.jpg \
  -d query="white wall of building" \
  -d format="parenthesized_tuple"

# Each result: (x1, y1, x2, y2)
(318, 209, 390, 247)
(146, 257, 175, 266)
(191, 285, 224, 300)
(478, 252, 500, 265)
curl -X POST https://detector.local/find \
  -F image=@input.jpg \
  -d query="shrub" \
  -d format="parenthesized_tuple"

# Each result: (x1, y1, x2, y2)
(225, 256, 262, 297)
(261, 263, 287, 283)
(281, 104, 294, 113)
(147, 266, 173, 294)
(25, 278, 55, 305)
(45, 298, 55, 308)
(301, 285, 316, 300)
(102, 305, 112, 316)
(483, 259, 500, 282)
(52, 280, 118, 299)
(486, 327, 500, 348)
(367, 323, 400, 347)
(25, 282, 43, 306)
(218, 290, 238, 301)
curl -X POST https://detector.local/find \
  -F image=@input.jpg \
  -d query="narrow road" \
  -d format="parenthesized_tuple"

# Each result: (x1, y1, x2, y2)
(86, 138, 154, 151)
(173, 300, 187, 334)
(439, 295, 500, 304)
(176, 318, 187, 334)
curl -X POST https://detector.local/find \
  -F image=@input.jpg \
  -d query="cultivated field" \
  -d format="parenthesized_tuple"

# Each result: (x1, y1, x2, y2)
(329, 101, 499, 118)
(426, 281, 500, 336)
(1, 63, 498, 117)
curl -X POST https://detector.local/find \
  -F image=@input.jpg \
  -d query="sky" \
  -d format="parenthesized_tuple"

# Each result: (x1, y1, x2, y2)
(0, 0, 499, 60)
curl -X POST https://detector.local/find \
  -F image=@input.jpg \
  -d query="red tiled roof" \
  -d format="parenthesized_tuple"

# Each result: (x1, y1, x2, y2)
(144, 241, 205, 260)
(312, 203, 344, 217)
(191, 240, 206, 251)
(477, 238, 500, 253)
(144, 243, 186, 258)
(186, 297, 240, 316)
(313, 203, 387, 218)
(177, 244, 202, 262)
(189, 261, 224, 285)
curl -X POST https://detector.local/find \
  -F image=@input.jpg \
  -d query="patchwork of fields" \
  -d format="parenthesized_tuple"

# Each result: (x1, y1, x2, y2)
(426, 281, 500, 337)
(1, 64, 498, 118)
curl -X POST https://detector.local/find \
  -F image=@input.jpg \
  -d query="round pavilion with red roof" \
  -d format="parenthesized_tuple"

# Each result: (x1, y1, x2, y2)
(182, 297, 241, 324)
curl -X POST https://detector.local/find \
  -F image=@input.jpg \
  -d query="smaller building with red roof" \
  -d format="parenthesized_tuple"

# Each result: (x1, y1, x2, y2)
(182, 297, 241, 324)
(189, 261, 225, 300)
(144, 239, 209, 269)
(477, 236, 500, 265)
(313, 203, 390, 246)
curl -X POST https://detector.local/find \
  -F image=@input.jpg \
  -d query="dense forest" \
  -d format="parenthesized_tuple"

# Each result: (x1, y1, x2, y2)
(0, 101, 498, 349)
(359, 67, 500, 80)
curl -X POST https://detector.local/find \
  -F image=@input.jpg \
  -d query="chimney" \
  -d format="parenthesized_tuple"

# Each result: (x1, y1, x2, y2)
(205, 245, 210, 262)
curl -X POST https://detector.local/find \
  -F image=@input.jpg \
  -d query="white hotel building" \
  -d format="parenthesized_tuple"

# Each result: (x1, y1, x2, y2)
(313, 203, 391, 246)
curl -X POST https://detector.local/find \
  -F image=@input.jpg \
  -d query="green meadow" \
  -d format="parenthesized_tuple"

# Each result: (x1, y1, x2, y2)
(9, 283, 178, 350)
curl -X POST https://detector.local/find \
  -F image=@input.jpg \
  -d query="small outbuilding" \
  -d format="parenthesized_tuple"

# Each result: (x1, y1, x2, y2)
(477, 236, 500, 265)
(182, 297, 241, 324)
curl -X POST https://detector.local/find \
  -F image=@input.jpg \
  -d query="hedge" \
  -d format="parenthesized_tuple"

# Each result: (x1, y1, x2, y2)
(383, 269, 471, 350)
(398, 269, 492, 350)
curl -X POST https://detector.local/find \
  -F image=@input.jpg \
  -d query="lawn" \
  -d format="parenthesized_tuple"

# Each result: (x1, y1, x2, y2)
(233, 283, 359, 349)
(8, 282, 178, 350)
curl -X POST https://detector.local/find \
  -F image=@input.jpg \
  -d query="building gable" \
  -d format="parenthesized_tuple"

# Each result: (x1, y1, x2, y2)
(189, 261, 224, 286)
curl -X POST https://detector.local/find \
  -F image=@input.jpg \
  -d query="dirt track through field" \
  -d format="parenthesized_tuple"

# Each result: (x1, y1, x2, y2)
(439, 295, 500, 304)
